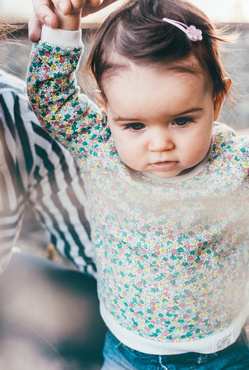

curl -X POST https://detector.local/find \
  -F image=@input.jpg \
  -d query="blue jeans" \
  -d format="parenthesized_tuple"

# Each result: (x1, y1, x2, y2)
(102, 330, 249, 370)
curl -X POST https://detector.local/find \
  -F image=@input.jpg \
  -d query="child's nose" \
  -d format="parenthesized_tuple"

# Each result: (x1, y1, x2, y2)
(148, 130, 174, 152)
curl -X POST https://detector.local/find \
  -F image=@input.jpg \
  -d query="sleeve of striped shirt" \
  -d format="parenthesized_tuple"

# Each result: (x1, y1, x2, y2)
(0, 70, 97, 277)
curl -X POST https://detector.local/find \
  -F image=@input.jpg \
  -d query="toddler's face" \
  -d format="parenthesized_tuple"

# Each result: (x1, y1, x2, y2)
(99, 57, 222, 178)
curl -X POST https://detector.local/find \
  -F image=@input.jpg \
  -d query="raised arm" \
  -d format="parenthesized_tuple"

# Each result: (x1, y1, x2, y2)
(27, 0, 109, 161)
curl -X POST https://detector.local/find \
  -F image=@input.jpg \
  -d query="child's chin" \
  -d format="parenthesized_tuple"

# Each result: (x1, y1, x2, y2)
(148, 170, 179, 179)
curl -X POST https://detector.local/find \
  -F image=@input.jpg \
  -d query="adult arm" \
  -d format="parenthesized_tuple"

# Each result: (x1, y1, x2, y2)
(27, 116, 97, 276)
(0, 70, 96, 276)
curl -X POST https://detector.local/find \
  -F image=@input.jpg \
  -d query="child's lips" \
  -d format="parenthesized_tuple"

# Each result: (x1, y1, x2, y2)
(150, 161, 178, 171)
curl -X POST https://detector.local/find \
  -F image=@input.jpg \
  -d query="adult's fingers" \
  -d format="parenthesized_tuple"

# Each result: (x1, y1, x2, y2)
(28, 0, 73, 42)
(50, 0, 72, 15)
(31, 0, 57, 25)
(87, 0, 104, 6)
(28, 0, 117, 42)
(31, 0, 72, 26)
(28, 12, 44, 43)
(28, 3, 59, 43)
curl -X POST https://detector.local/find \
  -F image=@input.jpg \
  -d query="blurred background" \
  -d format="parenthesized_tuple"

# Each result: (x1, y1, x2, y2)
(0, 0, 249, 263)
(1, 0, 249, 23)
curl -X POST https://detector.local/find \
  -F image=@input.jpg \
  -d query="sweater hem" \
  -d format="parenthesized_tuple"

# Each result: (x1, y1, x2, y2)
(100, 302, 249, 355)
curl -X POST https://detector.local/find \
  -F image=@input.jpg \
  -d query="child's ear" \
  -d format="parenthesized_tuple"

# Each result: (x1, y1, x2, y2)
(93, 90, 107, 112)
(213, 78, 231, 121)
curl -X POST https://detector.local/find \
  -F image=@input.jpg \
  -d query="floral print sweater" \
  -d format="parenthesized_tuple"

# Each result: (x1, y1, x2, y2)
(27, 37, 249, 346)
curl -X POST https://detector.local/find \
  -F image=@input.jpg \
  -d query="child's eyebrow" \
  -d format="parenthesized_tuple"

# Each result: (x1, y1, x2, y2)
(169, 66, 201, 75)
(113, 108, 203, 123)
(113, 116, 141, 122)
(174, 107, 203, 116)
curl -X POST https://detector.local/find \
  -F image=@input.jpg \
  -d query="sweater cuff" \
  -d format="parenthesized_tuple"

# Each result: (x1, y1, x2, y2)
(41, 25, 83, 48)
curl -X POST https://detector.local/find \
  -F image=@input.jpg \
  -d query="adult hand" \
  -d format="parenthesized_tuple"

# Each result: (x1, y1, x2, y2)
(29, 0, 115, 42)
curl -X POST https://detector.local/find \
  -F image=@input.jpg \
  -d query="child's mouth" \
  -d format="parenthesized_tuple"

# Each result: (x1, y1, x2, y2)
(150, 161, 178, 171)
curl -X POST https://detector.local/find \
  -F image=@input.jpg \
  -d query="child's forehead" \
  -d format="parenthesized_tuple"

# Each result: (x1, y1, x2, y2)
(103, 55, 212, 114)
(101, 52, 214, 104)
(104, 52, 206, 82)
(103, 55, 206, 91)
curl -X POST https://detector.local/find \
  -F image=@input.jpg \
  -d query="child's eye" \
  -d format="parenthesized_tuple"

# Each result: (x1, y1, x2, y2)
(173, 117, 192, 126)
(125, 122, 145, 131)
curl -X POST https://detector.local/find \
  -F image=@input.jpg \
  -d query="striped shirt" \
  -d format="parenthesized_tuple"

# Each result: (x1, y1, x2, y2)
(0, 69, 96, 276)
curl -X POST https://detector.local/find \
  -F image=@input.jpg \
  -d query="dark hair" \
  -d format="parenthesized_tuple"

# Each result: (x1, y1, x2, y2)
(85, 0, 231, 100)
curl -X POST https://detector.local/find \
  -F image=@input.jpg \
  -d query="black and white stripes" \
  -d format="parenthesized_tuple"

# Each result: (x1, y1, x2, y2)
(0, 70, 96, 276)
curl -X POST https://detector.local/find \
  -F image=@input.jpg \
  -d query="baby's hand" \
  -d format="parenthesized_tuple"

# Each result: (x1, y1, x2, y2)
(29, 0, 105, 42)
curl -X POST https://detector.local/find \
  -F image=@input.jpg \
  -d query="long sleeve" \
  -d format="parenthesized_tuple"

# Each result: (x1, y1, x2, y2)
(27, 27, 108, 162)
(0, 70, 96, 276)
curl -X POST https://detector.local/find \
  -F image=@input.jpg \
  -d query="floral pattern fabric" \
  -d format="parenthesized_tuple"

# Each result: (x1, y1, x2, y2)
(27, 41, 249, 343)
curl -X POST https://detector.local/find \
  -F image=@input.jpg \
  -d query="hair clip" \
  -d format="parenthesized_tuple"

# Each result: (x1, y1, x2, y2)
(162, 17, 203, 42)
